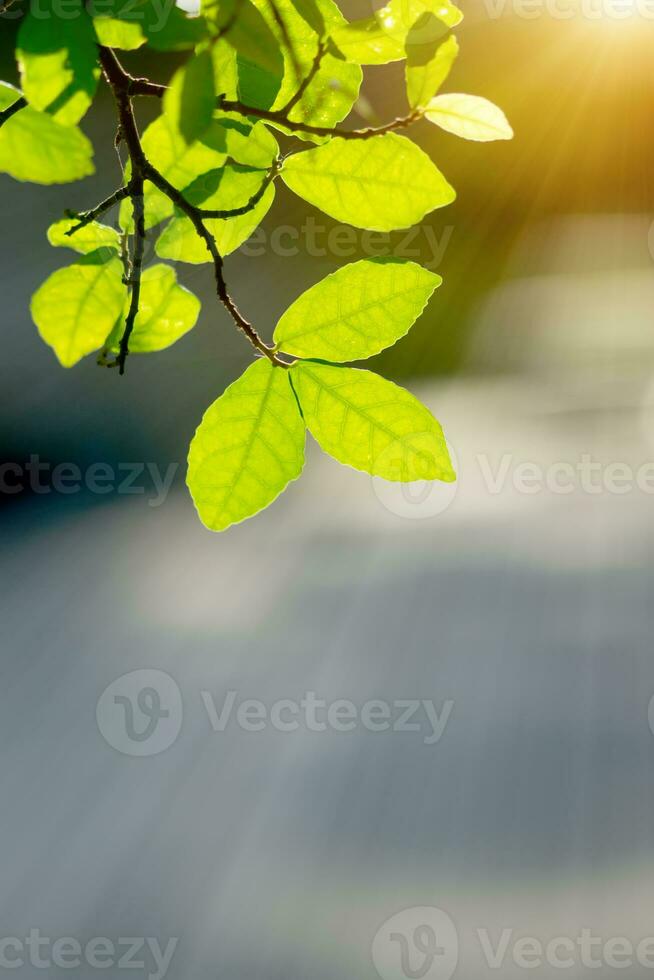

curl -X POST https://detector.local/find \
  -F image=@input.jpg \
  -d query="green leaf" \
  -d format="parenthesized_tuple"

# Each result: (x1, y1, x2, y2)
(17, 0, 100, 126)
(425, 93, 513, 141)
(205, 0, 284, 81)
(211, 39, 239, 100)
(47, 218, 121, 257)
(0, 88, 94, 184)
(184, 163, 272, 210)
(142, 4, 208, 50)
(274, 258, 441, 361)
(281, 133, 455, 231)
(0, 81, 21, 112)
(291, 361, 455, 481)
(236, 57, 281, 112)
(164, 49, 216, 144)
(406, 30, 458, 110)
(107, 265, 200, 353)
(239, 0, 362, 138)
(211, 115, 279, 169)
(94, 0, 208, 50)
(156, 183, 275, 262)
(332, 0, 462, 65)
(31, 252, 125, 367)
(187, 359, 305, 531)
(92, 15, 146, 49)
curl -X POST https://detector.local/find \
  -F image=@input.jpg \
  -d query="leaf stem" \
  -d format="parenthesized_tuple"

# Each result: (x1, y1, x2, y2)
(0, 96, 27, 129)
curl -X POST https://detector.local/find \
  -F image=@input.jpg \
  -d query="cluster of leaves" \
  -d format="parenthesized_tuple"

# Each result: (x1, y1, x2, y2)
(0, 0, 512, 531)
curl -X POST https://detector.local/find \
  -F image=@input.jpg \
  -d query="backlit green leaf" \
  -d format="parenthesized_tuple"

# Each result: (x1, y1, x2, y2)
(94, 0, 208, 50)
(332, 0, 462, 65)
(406, 31, 458, 109)
(0, 87, 94, 184)
(241, 0, 362, 138)
(164, 49, 216, 144)
(108, 265, 200, 353)
(92, 15, 146, 49)
(31, 252, 125, 367)
(291, 361, 455, 481)
(156, 183, 275, 262)
(142, 3, 209, 50)
(17, 0, 99, 126)
(47, 218, 121, 256)
(0, 81, 21, 112)
(274, 258, 441, 361)
(211, 115, 279, 169)
(184, 163, 273, 210)
(187, 359, 305, 531)
(281, 133, 455, 231)
(211, 39, 239, 99)
(425, 93, 513, 141)
(204, 0, 284, 82)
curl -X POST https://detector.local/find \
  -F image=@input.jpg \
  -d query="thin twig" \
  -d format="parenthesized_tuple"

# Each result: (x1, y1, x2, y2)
(64, 185, 131, 236)
(280, 39, 327, 116)
(196, 161, 280, 219)
(117, 176, 145, 375)
(0, 96, 27, 129)
(120, 74, 424, 141)
(220, 100, 424, 139)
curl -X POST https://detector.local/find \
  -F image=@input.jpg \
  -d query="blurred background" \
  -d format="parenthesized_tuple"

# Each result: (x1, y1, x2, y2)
(2, 4, 654, 978)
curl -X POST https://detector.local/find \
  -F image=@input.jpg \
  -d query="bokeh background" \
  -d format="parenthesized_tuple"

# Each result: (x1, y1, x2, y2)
(2, 5, 654, 978)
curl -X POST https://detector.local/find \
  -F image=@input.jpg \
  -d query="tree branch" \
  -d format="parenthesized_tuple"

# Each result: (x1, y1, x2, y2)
(97, 47, 148, 373)
(95, 45, 284, 368)
(65, 185, 131, 236)
(117, 175, 145, 375)
(144, 162, 285, 365)
(195, 161, 280, 219)
(113, 66, 424, 140)
(0, 96, 27, 129)
(220, 101, 424, 139)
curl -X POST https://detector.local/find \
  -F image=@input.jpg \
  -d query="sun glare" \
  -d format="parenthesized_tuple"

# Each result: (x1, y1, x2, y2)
(563, 0, 652, 39)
